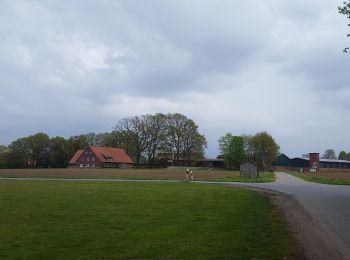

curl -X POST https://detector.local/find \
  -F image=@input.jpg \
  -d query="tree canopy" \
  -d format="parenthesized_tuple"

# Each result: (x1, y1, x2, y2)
(218, 131, 279, 171)
(339, 1, 350, 53)
(338, 150, 347, 160)
(0, 113, 206, 169)
(322, 149, 337, 160)
(218, 134, 244, 170)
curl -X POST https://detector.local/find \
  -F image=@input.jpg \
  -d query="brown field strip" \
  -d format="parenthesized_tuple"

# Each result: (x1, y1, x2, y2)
(0, 168, 239, 180)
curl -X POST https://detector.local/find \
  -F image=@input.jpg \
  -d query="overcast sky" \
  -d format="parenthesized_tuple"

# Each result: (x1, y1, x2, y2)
(1, 0, 349, 158)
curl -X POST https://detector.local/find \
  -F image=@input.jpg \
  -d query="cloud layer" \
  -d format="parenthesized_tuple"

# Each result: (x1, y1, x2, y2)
(1, 0, 349, 157)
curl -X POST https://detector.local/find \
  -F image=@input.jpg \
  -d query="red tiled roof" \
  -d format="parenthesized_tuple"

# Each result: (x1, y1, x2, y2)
(90, 146, 134, 164)
(69, 149, 84, 164)
(69, 146, 134, 165)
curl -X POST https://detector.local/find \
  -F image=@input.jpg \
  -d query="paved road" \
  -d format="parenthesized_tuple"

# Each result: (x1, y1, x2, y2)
(220, 172, 350, 259)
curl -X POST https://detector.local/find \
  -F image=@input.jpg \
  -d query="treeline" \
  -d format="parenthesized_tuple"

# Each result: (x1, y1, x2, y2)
(322, 149, 350, 160)
(0, 113, 207, 169)
(218, 132, 279, 171)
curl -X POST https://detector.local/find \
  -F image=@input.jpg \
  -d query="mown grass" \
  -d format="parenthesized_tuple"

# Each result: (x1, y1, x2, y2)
(213, 171, 275, 183)
(286, 171, 350, 185)
(0, 168, 275, 183)
(0, 181, 295, 259)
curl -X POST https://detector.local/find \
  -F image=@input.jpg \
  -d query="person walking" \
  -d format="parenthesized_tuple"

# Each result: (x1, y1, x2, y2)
(190, 170, 193, 180)
(186, 169, 189, 180)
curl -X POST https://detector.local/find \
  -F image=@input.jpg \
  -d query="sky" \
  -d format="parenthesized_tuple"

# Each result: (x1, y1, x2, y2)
(1, 0, 350, 158)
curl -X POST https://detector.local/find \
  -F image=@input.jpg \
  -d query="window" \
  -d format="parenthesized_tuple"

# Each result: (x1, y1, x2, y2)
(92, 157, 95, 162)
(86, 164, 90, 168)
(80, 164, 83, 168)
(91, 163, 95, 168)
(87, 157, 90, 162)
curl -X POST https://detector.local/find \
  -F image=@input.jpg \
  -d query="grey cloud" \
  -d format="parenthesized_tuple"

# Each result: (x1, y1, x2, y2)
(0, 0, 350, 158)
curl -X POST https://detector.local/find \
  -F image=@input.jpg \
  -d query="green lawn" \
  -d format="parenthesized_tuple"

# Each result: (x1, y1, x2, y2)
(0, 181, 295, 259)
(286, 171, 350, 185)
(213, 171, 275, 183)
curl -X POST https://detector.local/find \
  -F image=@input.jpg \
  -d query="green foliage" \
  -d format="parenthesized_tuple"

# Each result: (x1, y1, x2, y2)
(339, 1, 350, 18)
(0, 181, 296, 259)
(116, 113, 207, 167)
(338, 150, 347, 160)
(49, 137, 70, 168)
(218, 133, 244, 170)
(246, 132, 280, 171)
(339, 1, 350, 52)
(322, 148, 337, 160)
(0, 145, 9, 168)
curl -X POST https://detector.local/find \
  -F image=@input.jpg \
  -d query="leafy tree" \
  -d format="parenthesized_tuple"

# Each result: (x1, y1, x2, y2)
(27, 133, 51, 168)
(246, 132, 279, 171)
(144, 113, 168, 167)
(218, 134, 244, 170)
(166, 113, 206, 166)
(115, 113, 207, 167)
(115, 115, 150, 167)
(182, 120, 207, 165)
(338, 150, 347, 160)
(0, 145, 9, 168)
(339, 1, 350, 53)
(6, 137, 32, 168)
(322, 149, 337, 160)
(49, 137, 70, 168)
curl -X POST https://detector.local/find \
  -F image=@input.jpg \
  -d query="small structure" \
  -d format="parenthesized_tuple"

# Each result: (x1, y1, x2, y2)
(69, 146, 134, 168)
(240, 161, 259, 178)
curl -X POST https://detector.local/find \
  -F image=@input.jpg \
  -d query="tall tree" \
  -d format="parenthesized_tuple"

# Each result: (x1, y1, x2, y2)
(0, 145, 9, 168)
(338, 151, 347, 160)
(144, 113, 168, 167)
(115, 115, 150, 167)
(49, 136, 70, 168)
(322, 149, 337, 160)
(6, 137, 32, 168)
(218, 134, 244, 170)
(27, 133, 51, 168)
(182, 121, 207, 164)
(166, 113, 206, 166)
(246, 132, 279, 171)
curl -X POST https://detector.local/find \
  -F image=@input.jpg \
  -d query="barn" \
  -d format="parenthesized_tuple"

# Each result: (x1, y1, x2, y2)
(273, 153, 350, 172)
(69, 146, 134, 168)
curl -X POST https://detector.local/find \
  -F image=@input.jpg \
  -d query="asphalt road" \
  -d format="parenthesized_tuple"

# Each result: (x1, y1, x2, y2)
(223, 172, 350, 259)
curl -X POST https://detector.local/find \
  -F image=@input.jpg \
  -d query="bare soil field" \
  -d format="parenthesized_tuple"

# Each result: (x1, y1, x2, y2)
(0, 168, 238, 180)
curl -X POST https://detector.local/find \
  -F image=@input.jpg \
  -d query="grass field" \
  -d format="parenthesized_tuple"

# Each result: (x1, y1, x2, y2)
(0, 180, 295, 259)
(0, 168, 275, 183)
(286, 171, 350, 185)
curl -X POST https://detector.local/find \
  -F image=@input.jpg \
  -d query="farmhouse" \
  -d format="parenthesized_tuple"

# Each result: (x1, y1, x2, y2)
(69, 146, 134, 168)
(273, 152, 350, 172)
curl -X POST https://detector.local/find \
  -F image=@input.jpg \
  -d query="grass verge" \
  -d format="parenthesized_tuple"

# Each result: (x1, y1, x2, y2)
(286, 171, 350, 185)
(0, 180, 295, 259)
(0, 168, 275, 183)
(213, 171, 275, 183)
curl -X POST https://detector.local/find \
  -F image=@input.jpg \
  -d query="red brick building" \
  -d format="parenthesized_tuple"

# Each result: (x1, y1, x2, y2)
(69, 146, 134, 168)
